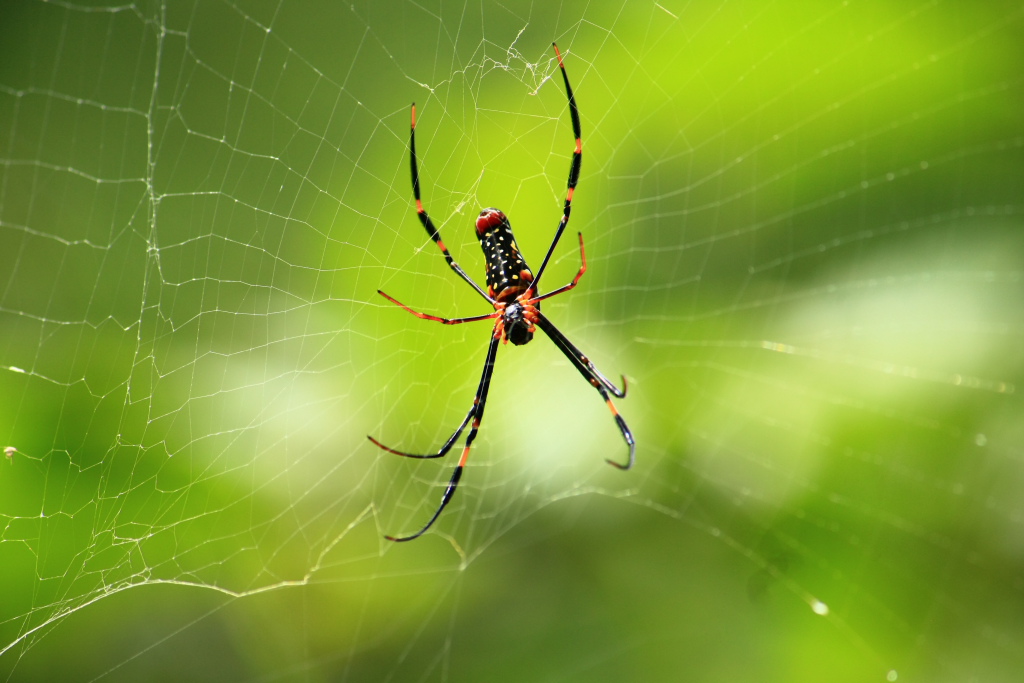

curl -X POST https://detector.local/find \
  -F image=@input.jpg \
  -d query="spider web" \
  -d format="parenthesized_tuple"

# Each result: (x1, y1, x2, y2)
(1, 0, 1022, 680)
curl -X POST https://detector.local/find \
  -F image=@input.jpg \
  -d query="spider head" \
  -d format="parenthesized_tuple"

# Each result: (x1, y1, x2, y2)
(501, 301, 535, 346)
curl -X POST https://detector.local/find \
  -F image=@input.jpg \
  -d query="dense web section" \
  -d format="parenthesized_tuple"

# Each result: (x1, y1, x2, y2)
(1, 1, 1022, 680)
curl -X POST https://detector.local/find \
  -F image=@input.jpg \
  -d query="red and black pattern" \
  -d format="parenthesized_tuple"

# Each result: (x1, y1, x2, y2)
(475, 208, 533, 303)
(371, 43, 634, 542)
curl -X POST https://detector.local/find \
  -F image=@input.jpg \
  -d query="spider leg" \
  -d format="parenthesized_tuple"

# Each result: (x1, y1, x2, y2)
(524, 238, 624, 399)
(528, 232, 586, 304)
(531, 43, 582, 292)
(534, 312, 634, 470)
(410, 103, 494, 304)
(385, 333, 501, 541)
(369, 289, 500, 457)
(537, 311, 626, 398)
(367, 404, 472, 459)
(377, 289, 500, 325)
(542, 314, 627, 399)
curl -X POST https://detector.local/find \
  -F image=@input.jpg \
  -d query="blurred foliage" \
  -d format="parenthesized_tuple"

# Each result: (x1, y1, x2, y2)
(0, 0, 1022, 681)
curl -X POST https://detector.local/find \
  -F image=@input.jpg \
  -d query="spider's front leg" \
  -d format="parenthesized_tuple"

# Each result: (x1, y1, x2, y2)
(368, 295, 500, 458)
(377, 333, 501, 542)
(534, 312, 635, 470)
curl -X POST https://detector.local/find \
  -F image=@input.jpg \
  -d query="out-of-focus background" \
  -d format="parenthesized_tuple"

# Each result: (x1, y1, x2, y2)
(1, 1, 1022, 680)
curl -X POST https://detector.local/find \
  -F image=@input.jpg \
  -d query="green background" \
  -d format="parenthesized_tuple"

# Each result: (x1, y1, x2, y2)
(1, 0, 1022, 680)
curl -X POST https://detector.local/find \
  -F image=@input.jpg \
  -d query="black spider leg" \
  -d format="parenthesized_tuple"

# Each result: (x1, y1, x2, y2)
(385, 333, 501, 542)
(410, 103, 494, 304)
(527, 232, 627, 401)
(531, 42, 582, 293)
(367, 294, 498, 457)
(534, 312, 635, 470)
(368, 410, 472, 459)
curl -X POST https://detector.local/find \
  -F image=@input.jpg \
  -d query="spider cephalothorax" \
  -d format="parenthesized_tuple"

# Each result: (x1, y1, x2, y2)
(371, 43, 634, 542)
(495, 298, 538, 346)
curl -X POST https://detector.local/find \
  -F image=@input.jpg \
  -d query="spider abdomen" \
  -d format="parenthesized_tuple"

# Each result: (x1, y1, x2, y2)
(475, 208, 536, 304)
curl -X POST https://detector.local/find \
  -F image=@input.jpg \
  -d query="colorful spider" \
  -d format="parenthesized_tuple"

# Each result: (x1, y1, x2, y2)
(371, 43, 634, 541)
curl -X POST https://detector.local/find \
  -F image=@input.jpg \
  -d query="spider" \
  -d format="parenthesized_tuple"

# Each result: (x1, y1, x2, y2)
(371, 43, 634, 542)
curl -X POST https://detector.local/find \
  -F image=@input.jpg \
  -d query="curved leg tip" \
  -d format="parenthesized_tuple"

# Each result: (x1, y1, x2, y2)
(605, 457, 632, 471)
(368, 435, 417, 457)
(605, 442, 636, 471)
(385, 530, 425, 542)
